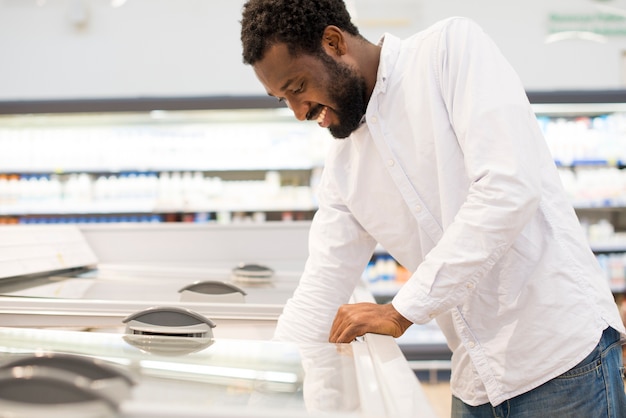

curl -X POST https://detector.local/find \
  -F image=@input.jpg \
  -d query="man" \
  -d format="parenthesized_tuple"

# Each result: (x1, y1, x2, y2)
(240, 1, 626, 416)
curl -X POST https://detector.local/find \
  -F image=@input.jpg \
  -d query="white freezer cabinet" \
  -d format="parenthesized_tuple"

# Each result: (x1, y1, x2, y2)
(0, 223, 310, 335)
(0, 327, 437, 418)
(0, 223, 438, 416)
(0, 222, 372, 335)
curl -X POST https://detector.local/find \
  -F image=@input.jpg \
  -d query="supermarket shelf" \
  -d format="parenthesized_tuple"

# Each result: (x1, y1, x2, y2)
(590, 242, 626, 253)
(0, 95, 287, 115)
(0, 201, 317, 216)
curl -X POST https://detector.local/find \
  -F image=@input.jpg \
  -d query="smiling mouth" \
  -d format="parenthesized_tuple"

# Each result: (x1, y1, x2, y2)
(315, 106, 329, 128)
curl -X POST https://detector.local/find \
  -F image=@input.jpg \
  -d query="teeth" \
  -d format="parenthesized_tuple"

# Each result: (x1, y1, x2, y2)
(316, 107, 327, 124)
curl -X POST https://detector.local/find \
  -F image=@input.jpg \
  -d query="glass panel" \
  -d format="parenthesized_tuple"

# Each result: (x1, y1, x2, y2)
(0, 267, 298, 305)
(0, 327, 362, 416)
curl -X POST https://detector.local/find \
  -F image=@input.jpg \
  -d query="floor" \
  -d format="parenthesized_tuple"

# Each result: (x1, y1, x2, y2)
(421, 382, 452, 418)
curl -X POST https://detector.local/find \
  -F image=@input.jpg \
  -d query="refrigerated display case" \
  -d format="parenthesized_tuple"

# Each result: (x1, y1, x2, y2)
(528, 90, 626, 294)
(0, 327, 437, 417)
(1, 91, 624, 243)
(0, 222, 312, 336)
(0, 96, 328, 224)
(0, 223, 437, 417)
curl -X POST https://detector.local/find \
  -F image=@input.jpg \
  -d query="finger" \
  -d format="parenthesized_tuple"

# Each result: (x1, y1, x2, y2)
(332, 319, 364, 344)
(335, 328, 358, 344)
(329, 317, 346, 343)
(329, 305, 349, 343)
(330, 328, 353, 344)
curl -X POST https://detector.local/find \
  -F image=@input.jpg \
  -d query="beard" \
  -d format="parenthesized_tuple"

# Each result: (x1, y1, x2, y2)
(316, 52, 369, 139)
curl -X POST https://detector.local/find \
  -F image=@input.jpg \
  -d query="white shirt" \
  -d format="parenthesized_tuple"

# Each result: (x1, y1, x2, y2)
(273, 17, 625, 407)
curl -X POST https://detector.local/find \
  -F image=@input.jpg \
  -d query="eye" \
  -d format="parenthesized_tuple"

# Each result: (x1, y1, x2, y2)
(293, 83, 304, 94)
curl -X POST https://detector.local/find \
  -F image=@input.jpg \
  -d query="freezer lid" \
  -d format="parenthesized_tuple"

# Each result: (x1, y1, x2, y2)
(0, 327, 436, 418)
(0, 261, 295, 329)
(0, 225, 299, 331)
(0, 276, 376, 330)
(0, 225, 98, 280)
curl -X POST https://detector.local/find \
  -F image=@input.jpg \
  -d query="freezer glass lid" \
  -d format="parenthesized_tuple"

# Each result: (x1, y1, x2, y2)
(0, 265, 297, 305)
(0, 327, 361, 417)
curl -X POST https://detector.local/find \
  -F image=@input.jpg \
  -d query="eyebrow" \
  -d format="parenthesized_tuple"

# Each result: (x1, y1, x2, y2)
(280, 78, 295, 91)
(266, 78, 296, 99)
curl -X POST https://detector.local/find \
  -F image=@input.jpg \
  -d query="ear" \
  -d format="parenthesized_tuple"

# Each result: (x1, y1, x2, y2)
(321, 25, 347, 57)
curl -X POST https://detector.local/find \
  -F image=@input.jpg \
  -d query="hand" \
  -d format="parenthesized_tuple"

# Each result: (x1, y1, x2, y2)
(329, 302, 413, 343)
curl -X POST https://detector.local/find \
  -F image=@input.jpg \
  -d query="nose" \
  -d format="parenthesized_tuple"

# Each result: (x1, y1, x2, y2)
(285, 98, 308, 121)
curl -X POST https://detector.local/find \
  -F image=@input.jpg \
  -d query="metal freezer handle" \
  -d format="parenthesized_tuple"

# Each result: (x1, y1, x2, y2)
(0, 353, 136, 418)
(178, 280, 247, 303)
(122, 306, 216, 355)
(0, 353, 135, 405)
(123, 306, 216, 338)
(231, 262, 274, 284)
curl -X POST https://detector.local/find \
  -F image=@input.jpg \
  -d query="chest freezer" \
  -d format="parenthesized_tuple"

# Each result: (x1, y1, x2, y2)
(0, 224, 439, 416)
(0, 224, 376, 338)
(0, 326, 437, 418)
(0, 224, 304, 336)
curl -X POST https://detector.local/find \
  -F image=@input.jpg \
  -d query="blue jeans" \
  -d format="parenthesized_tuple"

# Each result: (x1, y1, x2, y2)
(452, 327, 626, 418)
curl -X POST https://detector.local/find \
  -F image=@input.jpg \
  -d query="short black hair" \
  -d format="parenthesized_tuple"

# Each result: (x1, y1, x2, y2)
(241, 0, 360, 65)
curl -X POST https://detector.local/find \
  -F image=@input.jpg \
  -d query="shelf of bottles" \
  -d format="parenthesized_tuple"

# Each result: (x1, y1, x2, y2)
(0, 105, 330, 224)
(533, 101, 626, 292)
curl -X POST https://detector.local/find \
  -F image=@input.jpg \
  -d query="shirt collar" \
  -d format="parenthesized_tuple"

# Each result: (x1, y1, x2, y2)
(373, 33, 401, 95)
(358, 34, 401, 128)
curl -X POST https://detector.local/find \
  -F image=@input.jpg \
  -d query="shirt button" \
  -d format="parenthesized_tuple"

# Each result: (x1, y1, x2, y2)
(468, 342, 476, 349)
(415, 205, 422, 212)
(466, 282, 475, 289)
(428, 313, 436, 319)
(370, 116, 378, 123)
(387, 159, 395, 167)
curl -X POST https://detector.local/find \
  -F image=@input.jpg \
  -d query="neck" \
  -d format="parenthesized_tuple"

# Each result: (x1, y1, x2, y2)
(352, 37, 382, 99)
